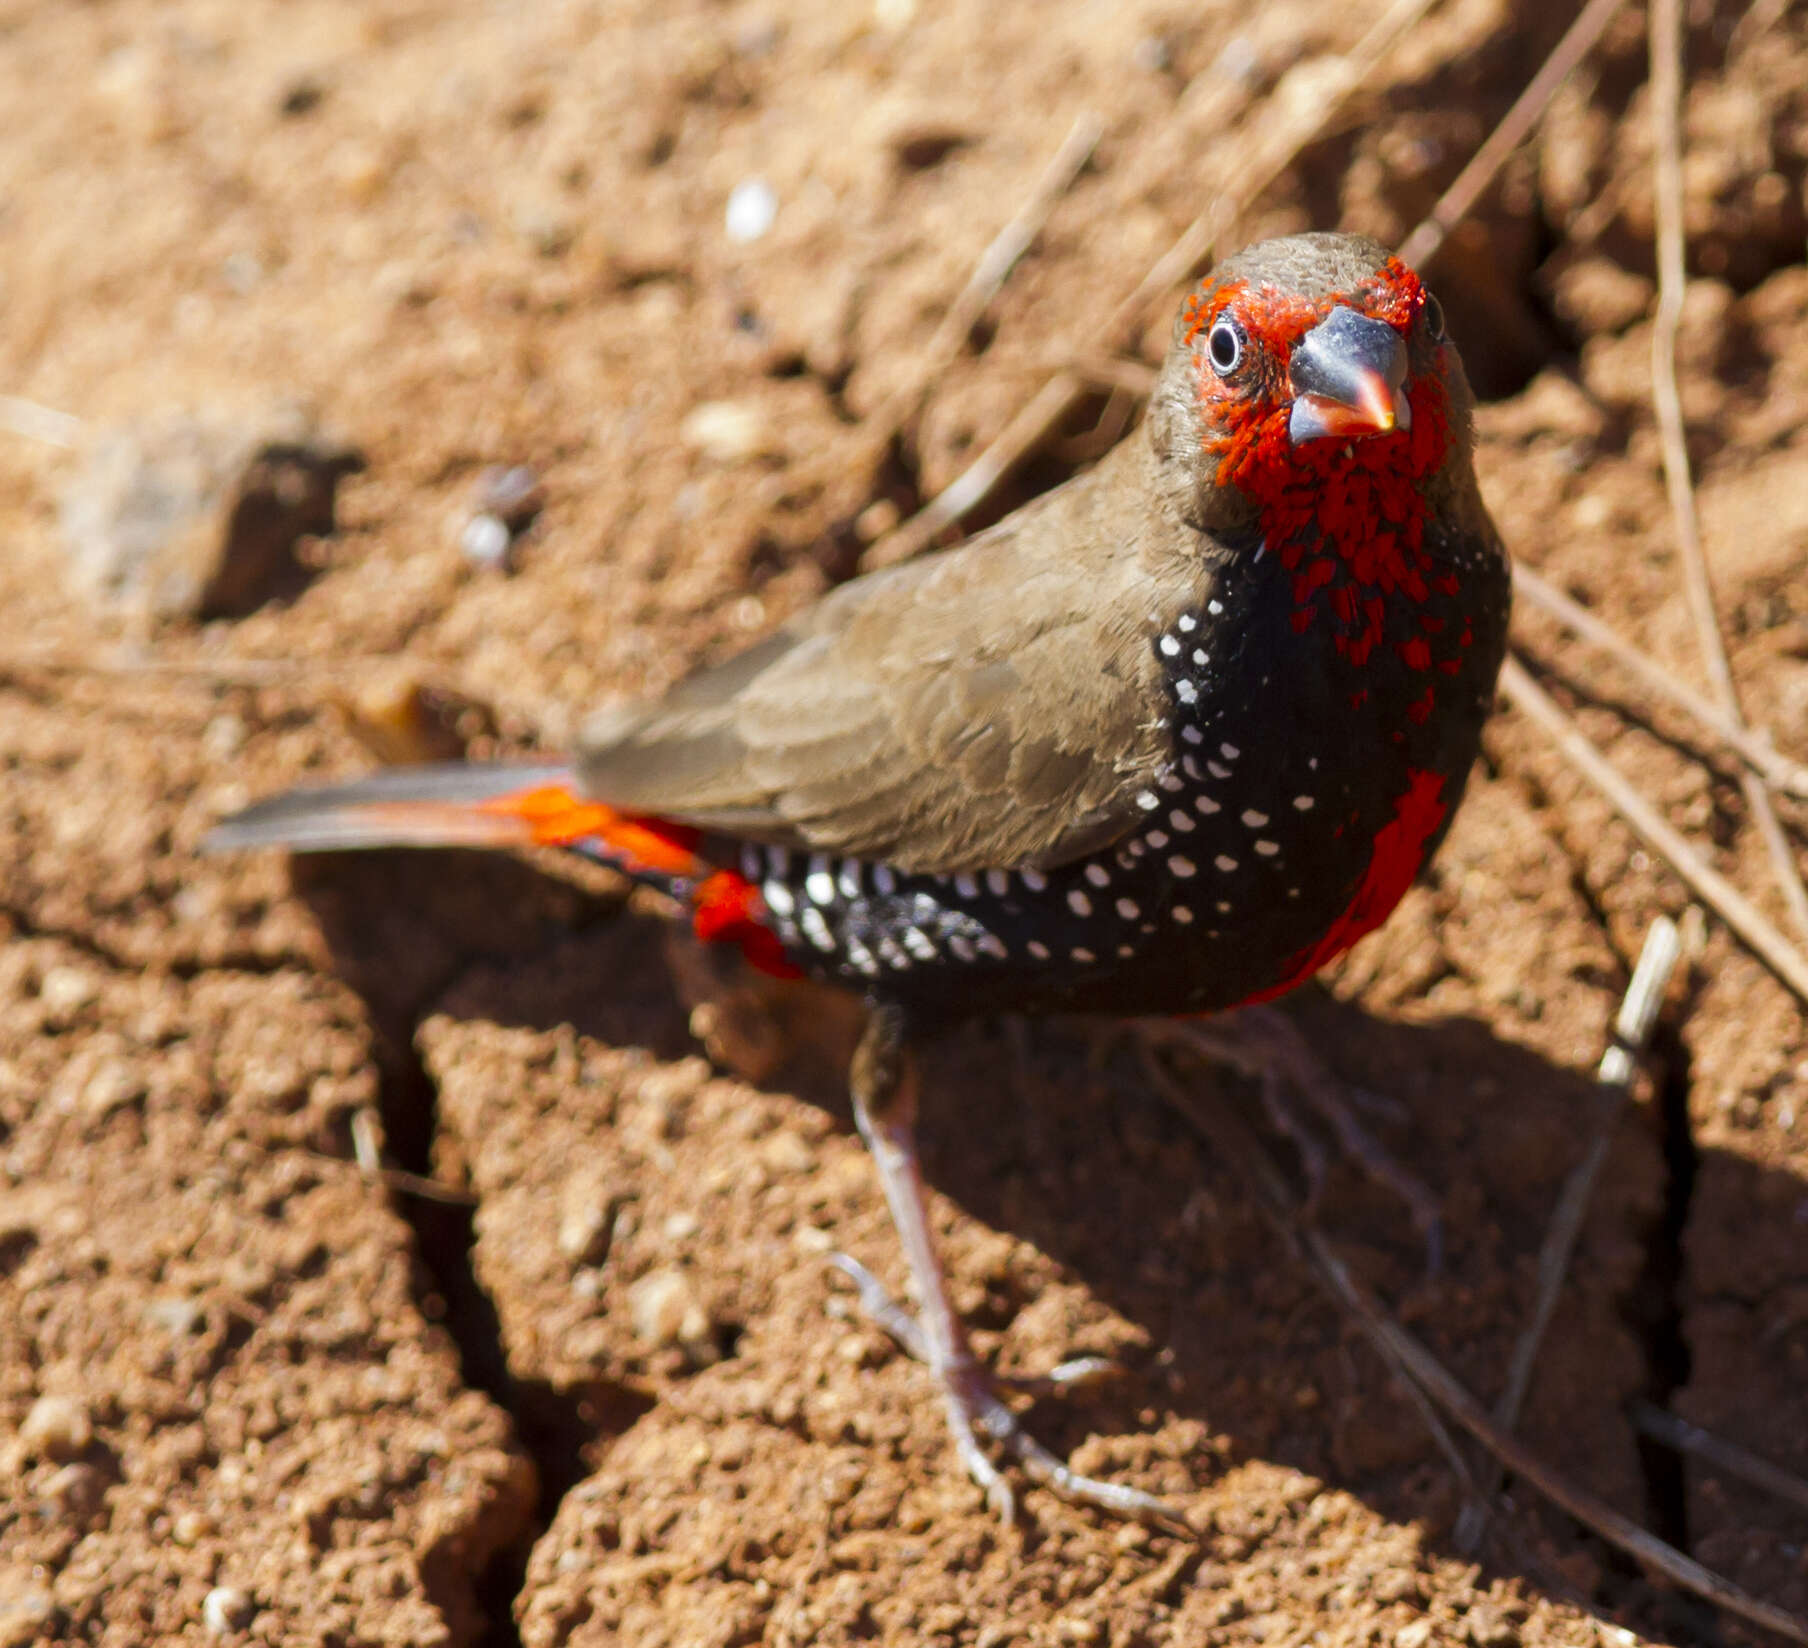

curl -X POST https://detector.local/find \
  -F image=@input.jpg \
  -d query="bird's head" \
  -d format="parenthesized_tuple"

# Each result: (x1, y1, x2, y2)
(1148, 232, 1475, 542)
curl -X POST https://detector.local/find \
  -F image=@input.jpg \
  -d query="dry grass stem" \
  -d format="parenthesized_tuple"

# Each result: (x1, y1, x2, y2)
(1648, 0, 1808, 944)
(1458, 916, 1684, 1550)
(1500, 655, 1808, 1007)
(1397, 0, 1629, 268)
(1144, 1040, 1808, 1645)
(1631, 1401, 1808, 1518)
(1512, 563, 1808, 799)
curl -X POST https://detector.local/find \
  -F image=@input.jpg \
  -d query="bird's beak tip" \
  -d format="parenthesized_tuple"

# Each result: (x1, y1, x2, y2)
(1286, 305, 1413, 447)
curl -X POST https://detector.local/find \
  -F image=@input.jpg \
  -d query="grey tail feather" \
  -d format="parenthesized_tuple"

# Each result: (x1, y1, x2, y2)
(202, 761, 574, 854)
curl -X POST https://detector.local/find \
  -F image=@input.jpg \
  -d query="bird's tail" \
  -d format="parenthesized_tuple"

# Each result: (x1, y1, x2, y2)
(205, 761, 700, 869)
(203, 763, 799, 977)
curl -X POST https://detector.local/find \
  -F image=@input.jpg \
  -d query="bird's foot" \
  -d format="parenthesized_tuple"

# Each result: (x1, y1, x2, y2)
(829, 1254, 1192, 1533)
(1137, 1005, 1444, 1273)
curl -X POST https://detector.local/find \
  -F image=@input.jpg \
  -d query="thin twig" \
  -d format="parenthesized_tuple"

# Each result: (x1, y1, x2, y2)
(1145, 1048, 1808, 1646)
(1458, 916, 1684, 1551)
(1649, 0, 1808, 945)
(1397, 0, 1629, 269)
(862, 0, 1439, 571)
(0, 394, 82, 448)
(1631, 1400, 1808, 1518)
(1501, 654, 1808, 1008)
(903, 113, 1103, 427)
(1512, 563, 1808, 799)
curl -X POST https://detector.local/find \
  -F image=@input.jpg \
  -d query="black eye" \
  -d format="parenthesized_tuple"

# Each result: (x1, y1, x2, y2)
(1422, 292, 1446, 342)
(1206, 317, 1245, 377)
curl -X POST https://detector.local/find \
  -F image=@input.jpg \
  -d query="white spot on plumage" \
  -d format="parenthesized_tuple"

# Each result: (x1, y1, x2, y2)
(1177, 613, 1197, 632)
(1071, 946, 1096, 963)
(1168, 855, 1197, 878)
(1208, 599, 1223, 615)
(845, 937, 879, 975)
(1171, 905, 1194, 925)
(873, 864, 897, 894)
(1084, 863, 1110, 887)
(879, 936, 911, 969)
(985, 869, 1010, 898)
(1241, 809, 1268, 827)
(1220, 743, 1240, 759)
(1214, 854, 1238, 872)
(903, 927, 937, 960)
(1192, 649, 1209, 667)
(741, 844, 761, 880)
(763, 880, 795, 917)
(948, 933, 977, 963)
(1068, 889, 1093, 917)
(838, 862, 862, 900)
(1180, 725, 1204, 745)
(1167, 810, 1195, 833)
(1145, 829, 1168, 848)
(1027, 940, 1050, 960)
(1255, 840, 1279, 856)
(1019, 866, 1047, 891)
(1159, 634, 1181, 657)
(1117, 943, 1136, 958)
(800, 907, 836, 951)
(1293, 795, 1315, 811)
(1207, 761, 1232, 779)
(1136, 791, 1160, 811)
(1116, 897, 1140, 920)
(977, 932, 1009, 959)
(1158, 772, 1185, 793)
(1196, 795, 1221, 815)
(1175, 679, 1198, 705)
(805, 855, 835, 905)
(1216, 900, 1231, 913)
(954, 873, 979, 901)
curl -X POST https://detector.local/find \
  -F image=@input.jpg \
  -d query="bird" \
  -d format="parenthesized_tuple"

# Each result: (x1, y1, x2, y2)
(207, 230, 1512, 1529)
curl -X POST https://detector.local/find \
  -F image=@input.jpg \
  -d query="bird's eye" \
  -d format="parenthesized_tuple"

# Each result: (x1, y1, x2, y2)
(1422, 292, 1447, 342)
(1206, 317, 1245, 377)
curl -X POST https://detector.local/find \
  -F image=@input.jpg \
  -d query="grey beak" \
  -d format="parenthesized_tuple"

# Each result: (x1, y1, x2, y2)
(1287, 305, 1412, 445)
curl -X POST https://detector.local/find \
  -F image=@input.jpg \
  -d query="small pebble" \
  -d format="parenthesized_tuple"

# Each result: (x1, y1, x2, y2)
(724, 177, 777, 243)
(628, 1268, 717, 1364)
(201, 1587, 254, 1636)
(458, 512, 513, 570)
(19, 1394, 91, 1462)
(679, 400, 767, 464)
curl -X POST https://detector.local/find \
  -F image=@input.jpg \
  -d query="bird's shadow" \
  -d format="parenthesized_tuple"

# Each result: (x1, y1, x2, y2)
(291, 848, 1808, 1644)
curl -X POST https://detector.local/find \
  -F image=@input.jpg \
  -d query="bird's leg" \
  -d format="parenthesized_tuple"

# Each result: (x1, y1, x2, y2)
(1140, 1005, 1444, 1271)
(846, 1004, 1189, 1531)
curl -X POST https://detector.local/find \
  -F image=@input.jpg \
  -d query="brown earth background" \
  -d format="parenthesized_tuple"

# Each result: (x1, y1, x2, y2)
(4, 0, 1808, 1644)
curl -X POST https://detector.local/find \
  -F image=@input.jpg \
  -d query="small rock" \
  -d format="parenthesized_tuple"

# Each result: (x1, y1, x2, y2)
(0, 1575, 56, 1648)
(557, 1196, 614, 1267)
(37, 965, 99, 1022)
(60, 408, 364, 619)
(679, 400, 768, 464)
(19, 1393, 91, 1461)
(628, 1268, 719, 1365)
(201, 1586, 255, 1636)
(458, 512, 513, 570)
(457, 464, 543, 571)
(172, 1509, 216, 1545)
(336, 671, 499, 765)
(724, 177, 777, 243)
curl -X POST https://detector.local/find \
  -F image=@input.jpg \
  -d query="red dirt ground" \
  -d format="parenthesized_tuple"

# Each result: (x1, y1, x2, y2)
(3, 1, 1807, 1644)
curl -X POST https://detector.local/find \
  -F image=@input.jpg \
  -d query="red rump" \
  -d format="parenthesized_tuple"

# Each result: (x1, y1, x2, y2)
(481, 783, 799, 978)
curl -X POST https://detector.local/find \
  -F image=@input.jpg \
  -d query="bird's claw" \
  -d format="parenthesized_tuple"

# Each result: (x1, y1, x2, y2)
(828, 1253, 1192, 1534)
